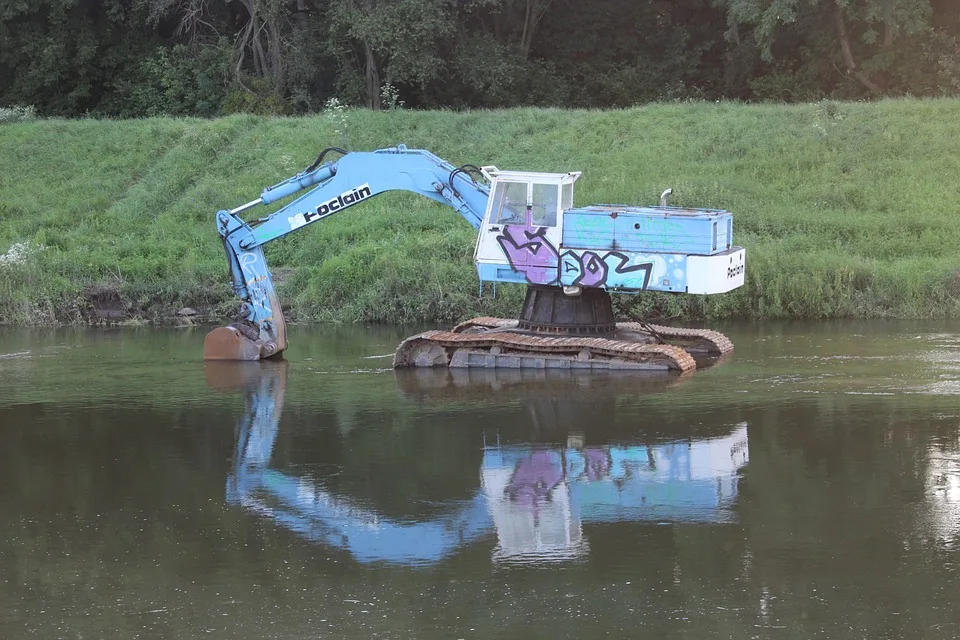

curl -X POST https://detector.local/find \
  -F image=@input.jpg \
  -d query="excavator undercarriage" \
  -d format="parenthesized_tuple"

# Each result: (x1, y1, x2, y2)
(393, 285, 732, 373)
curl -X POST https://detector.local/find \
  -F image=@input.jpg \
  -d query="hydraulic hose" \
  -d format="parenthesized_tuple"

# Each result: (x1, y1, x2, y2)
(448, 164, 486, 198)
(305, 146, 349, 173)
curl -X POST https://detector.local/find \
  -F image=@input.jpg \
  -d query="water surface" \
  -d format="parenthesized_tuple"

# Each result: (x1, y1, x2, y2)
(2, 321, 960, 638)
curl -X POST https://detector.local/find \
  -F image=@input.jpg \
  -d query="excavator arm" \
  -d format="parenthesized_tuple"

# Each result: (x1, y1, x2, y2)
(205, 145, 491, 361)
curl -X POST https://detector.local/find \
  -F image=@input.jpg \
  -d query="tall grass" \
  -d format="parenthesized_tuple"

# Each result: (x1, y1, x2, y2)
(2, 99, 960, 325)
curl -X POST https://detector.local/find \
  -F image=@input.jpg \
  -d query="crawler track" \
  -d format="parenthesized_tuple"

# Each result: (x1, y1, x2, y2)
(454, 317, 734, 356)
(393, 329, 697, 372)
(620, 322, 734, 356)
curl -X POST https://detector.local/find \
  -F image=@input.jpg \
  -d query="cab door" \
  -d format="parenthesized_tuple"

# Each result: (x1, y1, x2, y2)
(475, 181, 562, 286)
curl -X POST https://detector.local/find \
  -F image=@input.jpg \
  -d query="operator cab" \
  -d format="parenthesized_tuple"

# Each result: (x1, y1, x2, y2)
(474, 167, 581, 280)
(479, 167, 581, 228)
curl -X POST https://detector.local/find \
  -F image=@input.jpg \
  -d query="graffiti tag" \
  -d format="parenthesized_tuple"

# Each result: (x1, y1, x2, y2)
(560, 250, 653, 290)
(496, 224, 658, 290)
(495, 224, 560, 285)
(238, 251, 273, 322)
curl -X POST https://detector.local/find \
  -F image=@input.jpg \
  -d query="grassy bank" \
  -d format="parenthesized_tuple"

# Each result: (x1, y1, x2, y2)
(2, 99, 960, 326)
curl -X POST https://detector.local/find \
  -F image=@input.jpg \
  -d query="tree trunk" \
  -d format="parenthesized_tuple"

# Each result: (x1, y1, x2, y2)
(294, 0, 308, 28)
(267, 19, 283, 91)
(364, 40, 381, 109)
(833, 1, 882, 93)
(520, 0, 533, 56)
(519, 0, 552, 58)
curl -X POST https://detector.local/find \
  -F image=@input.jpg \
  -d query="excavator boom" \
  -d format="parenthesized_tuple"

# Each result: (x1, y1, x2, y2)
(205, 145, 490, 360)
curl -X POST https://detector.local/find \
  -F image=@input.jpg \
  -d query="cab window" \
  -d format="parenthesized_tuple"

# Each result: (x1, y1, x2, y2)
(531, 183, 559, 226)
(561, 183, 573, 212)
(492, 182, 528, 224)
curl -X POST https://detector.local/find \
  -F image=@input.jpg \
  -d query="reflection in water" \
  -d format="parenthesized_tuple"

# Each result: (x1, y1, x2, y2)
(208, 362, 748, 566)
(925, 431, 960, 546)
(11, 324, 960, 639)
(482, 431, 747, 563)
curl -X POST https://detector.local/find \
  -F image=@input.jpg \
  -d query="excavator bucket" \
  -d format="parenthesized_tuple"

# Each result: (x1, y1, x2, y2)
(203, 326, 266, 361)
(203, 285, 288, 361)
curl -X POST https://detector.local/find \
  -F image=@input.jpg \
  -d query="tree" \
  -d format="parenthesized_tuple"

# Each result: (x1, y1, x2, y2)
(149, 0, 294, 93)
(327, 0, 456, 109)
(0, 0, 160, 115)
(715, 0, 948, 96)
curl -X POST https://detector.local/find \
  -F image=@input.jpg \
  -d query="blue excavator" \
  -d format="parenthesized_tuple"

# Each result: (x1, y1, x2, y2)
(204, 145, 746, 372)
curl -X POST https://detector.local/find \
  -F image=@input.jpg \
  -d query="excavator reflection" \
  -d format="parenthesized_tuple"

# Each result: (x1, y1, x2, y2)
(208, 361, 749, 565)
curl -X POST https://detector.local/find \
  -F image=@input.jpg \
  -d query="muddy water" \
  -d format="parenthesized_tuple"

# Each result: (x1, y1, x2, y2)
(2, 321, 960, 639)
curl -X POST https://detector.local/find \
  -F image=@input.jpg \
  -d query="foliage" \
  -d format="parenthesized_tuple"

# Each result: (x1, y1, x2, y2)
(104, 43, 233, 118)
(380, 83, 406, 111)
(325, 0, 457, 109)
(221, 77, 292, 116)
(3, 0, 959, 117)
(0, 0, 161, 116)
(322, 98, 351, 147)
(0, 106, 37, 124)
(0, 242, 43, 267)
(714, 0, 958, 97)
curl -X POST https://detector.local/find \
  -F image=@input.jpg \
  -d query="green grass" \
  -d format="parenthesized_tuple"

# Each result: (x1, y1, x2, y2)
(2, 99, 960, 325)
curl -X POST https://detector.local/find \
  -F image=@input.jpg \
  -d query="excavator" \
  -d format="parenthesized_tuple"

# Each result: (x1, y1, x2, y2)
(203, 145, 746, 372)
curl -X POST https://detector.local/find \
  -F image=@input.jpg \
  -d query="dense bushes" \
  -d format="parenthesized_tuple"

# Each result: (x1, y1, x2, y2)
(2, 1, 959, 118)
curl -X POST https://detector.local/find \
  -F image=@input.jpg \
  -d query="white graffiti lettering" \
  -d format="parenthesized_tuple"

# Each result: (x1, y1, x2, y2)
(239, 252, 259, 276)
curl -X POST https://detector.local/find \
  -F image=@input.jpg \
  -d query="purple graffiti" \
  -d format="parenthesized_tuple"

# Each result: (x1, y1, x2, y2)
(496, 224, 559, 285)
(561, 251, 608, 287)
(560, 250, 654, 290)
(581, 448, 612, 481)
(505, 451, 564, 504)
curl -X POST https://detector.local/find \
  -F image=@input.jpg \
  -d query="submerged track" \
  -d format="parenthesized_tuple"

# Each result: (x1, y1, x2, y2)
(394, 316, 734, 373)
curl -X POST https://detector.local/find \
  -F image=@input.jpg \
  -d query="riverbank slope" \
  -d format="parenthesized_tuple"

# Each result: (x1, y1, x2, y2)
(2, 100, 959, 325)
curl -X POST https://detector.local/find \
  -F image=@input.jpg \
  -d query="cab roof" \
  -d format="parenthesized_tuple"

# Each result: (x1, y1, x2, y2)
(480, 166, 582, 184)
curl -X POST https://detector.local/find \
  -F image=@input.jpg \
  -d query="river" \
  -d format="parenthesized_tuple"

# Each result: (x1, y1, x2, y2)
(2, 321, 960, 639)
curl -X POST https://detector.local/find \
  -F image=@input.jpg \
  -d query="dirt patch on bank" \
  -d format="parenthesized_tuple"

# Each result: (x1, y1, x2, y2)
(82, 284, 129, 322)
(79, 283, 225, 326)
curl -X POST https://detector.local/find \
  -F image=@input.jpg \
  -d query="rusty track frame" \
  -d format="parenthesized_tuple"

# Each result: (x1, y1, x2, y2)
(454, 317, 733, 356)
(394, 329, 697, 372)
